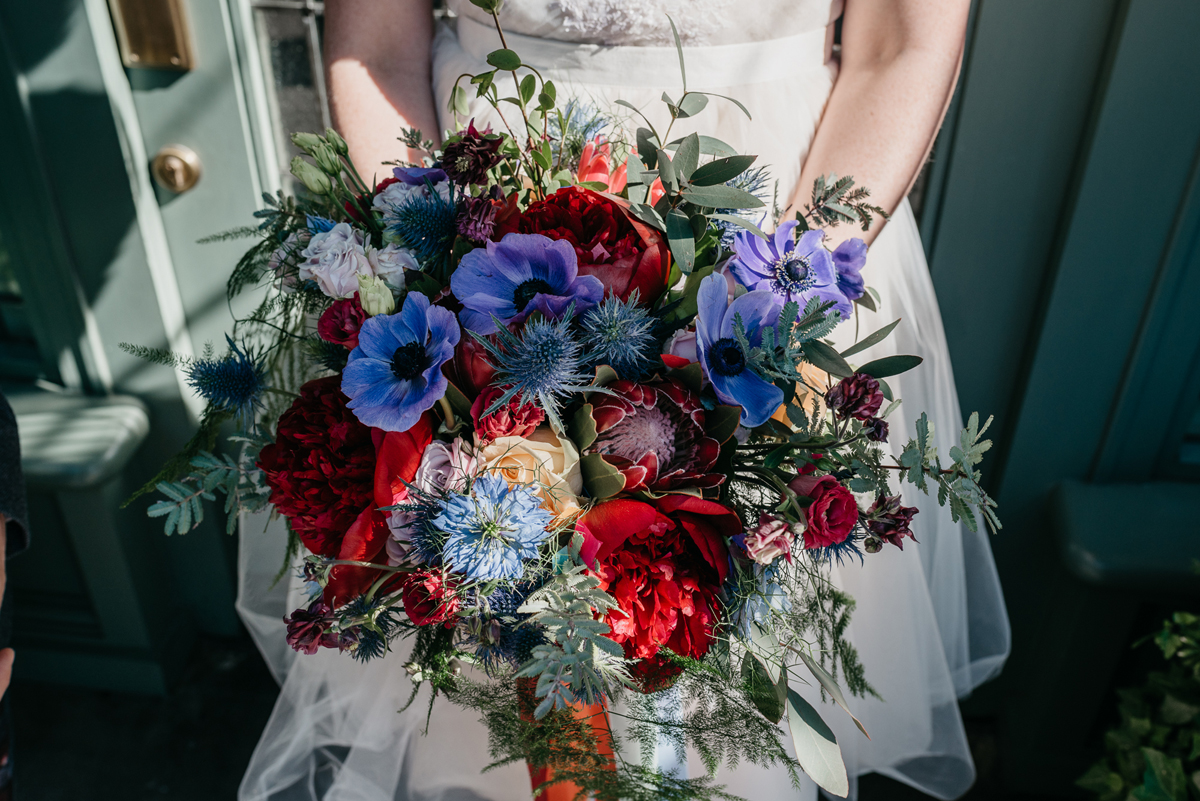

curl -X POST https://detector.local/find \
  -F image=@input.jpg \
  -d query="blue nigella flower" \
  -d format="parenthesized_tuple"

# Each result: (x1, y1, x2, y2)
(732, 566, 792, 640)
(451, 233, 604, 335)
(186, 335, 267, 424)
(306, 215, 336, 234)
(579, 291, 657, 378)
(729, 220, 851, 321)
(831, 238, 868, 302)
(342, 291, 460, 432)
(474, 310, 593, 430)
(434, 474, 554, 581)
(695, 274, 784, 428)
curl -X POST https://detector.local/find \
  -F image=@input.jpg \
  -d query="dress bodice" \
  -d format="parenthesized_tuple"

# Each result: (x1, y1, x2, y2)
(445, 0, 841, 47)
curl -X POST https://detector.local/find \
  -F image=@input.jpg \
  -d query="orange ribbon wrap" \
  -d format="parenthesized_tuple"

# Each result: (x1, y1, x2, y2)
(518, 680, 616, 801)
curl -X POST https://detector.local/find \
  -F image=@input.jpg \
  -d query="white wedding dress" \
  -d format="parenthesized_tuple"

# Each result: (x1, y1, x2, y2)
(236, 2, 1010, 799)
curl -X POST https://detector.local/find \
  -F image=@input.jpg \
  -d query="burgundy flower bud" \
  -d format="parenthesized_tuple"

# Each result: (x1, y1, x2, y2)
(284, 600, 343, 655)
(863, 535, 883, 554)
(826, 372, 884, 421)
(866, 495, 919, 550)
(456, 193, 499, 243)
(317, 294, 368, 349)
(441, 121, 504, 185)
(864, 416, 889, 443)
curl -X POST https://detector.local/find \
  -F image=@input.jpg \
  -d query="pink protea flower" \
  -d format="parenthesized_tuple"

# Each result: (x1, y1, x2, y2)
(589, 379, 722, 492)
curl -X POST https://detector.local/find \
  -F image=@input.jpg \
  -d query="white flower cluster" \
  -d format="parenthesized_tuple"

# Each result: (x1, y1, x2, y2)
(297, 222, 416, 299)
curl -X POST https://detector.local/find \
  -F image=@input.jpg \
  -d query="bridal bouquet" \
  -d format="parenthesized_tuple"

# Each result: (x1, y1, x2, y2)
(126, 6, 998, 799)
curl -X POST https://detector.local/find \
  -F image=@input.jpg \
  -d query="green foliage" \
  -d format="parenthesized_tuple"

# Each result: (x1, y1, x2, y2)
(144, 432, 271, 535)
(799, 173, 888, 232)
(1079, 613, 1200, 801)
(898, 412, 1000, 533)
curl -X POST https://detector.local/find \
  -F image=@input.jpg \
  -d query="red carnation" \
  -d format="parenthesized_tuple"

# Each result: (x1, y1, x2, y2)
(317, 294, 368, 349)
(496, 187, 670, 306)
(788, 474, 858, 549)
(471, 385, 545, 444)
(577, 496, 738, 690)
(402, 570, 461, 627)
(258, 376, 377, 557)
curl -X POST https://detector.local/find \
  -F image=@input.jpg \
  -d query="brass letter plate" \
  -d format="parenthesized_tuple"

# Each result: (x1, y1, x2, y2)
(107, 0, 195, 71)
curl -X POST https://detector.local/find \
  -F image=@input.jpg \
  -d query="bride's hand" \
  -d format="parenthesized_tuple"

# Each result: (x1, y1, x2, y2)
(788, 0, 970, 247)
(325, 0, 443, 182)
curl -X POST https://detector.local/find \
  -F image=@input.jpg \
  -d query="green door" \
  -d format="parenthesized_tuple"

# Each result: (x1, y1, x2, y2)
(0, 0, 324, 692)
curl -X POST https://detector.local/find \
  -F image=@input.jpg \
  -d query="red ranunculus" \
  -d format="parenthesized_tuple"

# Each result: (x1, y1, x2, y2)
(402, 570, 461, 627)
(258, 376, 377, 557)
(471, 385, 545, 444)
(788, 474, 858, 549)
(577, 496, 738, 690)
(317, 294, 368, 349)
(496, 186, 670, 306)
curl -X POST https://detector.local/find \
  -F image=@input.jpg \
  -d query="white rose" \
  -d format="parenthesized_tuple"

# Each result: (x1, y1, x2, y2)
(368, 244, 416, 290)
(477, 426, 583, 525)
(298, 222, 373, 299)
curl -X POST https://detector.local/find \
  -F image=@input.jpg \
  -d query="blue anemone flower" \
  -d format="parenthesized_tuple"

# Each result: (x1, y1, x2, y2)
(342, 292, 460, 432)
(451, 233, 604, 334)
(434, 474, 553, 581)
(186, 335, 267, 423)
(695, 273, 784, 428)
(729, 221, 851, 321)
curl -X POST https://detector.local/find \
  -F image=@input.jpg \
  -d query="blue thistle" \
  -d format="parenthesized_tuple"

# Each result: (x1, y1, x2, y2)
(579, 292, 657, 378)
(472, 310, 595, 431)
(337, 596, 406, 663)
(471, 580, 547, 671)
(549, 99, 611, 169)
(713, 166, 773, 248)
(809, 528, 865, 567)
(384, 489, 449, 567)
(306, 214, 336, 234)
(383, 183, 458, 265)
(185, 335, 267, 423)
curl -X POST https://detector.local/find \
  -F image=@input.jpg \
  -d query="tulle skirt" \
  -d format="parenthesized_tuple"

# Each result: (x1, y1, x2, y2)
(236, 14, 1010, 801)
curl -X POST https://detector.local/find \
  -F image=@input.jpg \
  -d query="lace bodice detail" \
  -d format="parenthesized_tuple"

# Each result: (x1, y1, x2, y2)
(446, 0, 840, 46)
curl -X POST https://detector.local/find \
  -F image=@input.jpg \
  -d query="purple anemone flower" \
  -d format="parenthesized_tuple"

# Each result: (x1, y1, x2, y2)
(832, 238, 867, 302)
(392, 166, 449, 186)
(342, 292, 460, 432)
(729, 221, 851, 321)
(695, 273, 784, 428)
(451, 232, 604, 334)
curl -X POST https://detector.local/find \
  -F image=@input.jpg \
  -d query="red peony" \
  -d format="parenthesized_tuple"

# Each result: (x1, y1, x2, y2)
(317, 294, 368, 349)
(258, 376, 377, 558)
(788, 474, 859, 549)
(470, 385, 545, 444)
(577, 496, 738, 690)
(496, 186, 670, 306)
(402, 570, 461, 627)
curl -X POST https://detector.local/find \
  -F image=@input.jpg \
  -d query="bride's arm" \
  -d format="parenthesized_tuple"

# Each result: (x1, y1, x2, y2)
(324, 0, 442, 182)
(786, 0, 970, 246)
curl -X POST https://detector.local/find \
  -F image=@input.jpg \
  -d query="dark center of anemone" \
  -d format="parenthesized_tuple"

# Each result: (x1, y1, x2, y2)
(708, 338, 747, 377)
(513, 279, 554, 312)
(772, 250, 813, 294)
(390, 341, 431, 381)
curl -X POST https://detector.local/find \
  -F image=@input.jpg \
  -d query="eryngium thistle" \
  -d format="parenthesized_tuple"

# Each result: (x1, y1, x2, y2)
(385, 188, 458, 265)
(473, 310, 593, 431)
(714, 165, 773, 248)
(579, 292, 657, 378)
(186, 335, 267, 423)
(548, 99, 610, 171)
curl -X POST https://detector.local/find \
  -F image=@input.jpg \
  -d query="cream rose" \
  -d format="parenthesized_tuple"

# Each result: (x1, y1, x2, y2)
(477, 426, 583, 524)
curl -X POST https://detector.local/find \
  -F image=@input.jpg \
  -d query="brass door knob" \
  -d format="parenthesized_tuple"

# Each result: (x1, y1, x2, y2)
(151, 145, 201, 193)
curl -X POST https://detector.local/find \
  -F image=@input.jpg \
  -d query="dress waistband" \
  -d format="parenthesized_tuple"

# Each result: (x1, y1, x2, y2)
(454, 14, 830, 88)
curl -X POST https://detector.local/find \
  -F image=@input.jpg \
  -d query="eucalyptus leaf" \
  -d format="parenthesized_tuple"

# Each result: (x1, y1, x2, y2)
(449, 86, 469, 117)
(840, 319, 901, 358)
(519, 73, 537, 105)
(673, 133, 701, 180)
(657, 149, 679, 193)
(668, 15, 687, 90)
(801, 340, 853, 378)
(580, 453, 626, 500)
(676, 93, 709, 118)
(696, 90, 753, 120)
(786, 689, 849, 797)
(710, 213, 769, 241)
(634, 125, 659, 169)
(795, 649, 870, 739)
(858, 354, 923, 378)
(666, 209, 696, 273)
(742, 653, 787, 724)
(746, 622, 782, 683)
(570, 404, 599, 451)
(705, 405, 741, 444)
(486, 48, 522, 71)
(682, 184, 764, 209)
(690, 155, 757, 186)
(666, 134, 738, 158)
(628, 203, 665, 231)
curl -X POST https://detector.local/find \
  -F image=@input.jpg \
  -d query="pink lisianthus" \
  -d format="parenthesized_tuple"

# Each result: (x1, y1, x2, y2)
(743, 513, 796, 565)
